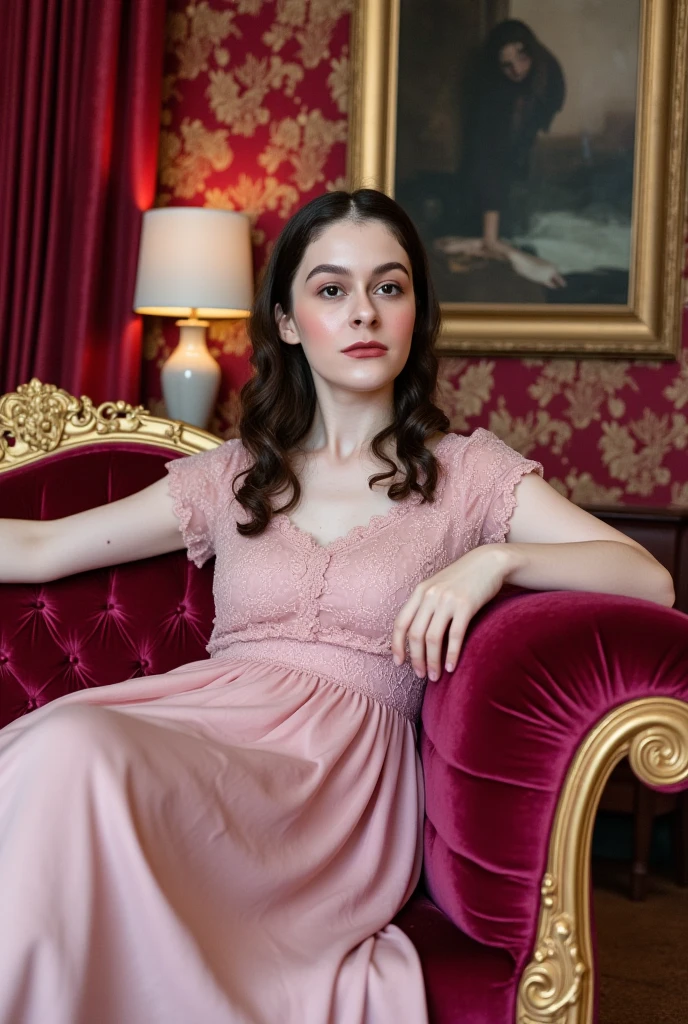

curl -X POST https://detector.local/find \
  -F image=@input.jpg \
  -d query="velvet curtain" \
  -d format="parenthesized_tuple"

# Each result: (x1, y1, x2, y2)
(0, 0, 166, 405)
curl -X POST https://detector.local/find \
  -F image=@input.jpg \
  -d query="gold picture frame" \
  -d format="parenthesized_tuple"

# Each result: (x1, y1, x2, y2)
(347, 0, 688, 359)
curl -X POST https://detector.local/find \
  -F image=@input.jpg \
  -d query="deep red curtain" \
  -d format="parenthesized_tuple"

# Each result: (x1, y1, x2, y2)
(0, 0, 166, 405)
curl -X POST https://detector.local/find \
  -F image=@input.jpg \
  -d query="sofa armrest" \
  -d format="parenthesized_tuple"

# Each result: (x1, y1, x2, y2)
(419, 587, 688, 973)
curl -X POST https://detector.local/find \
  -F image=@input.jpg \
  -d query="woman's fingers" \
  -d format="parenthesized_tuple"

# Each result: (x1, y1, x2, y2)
(413, 602, 469, 680)
(393, 550, 506, 678)
(393, 584, 442, 676)
(443, 620, 468, 675)
(405, 596, 440, 677)
(428, 597, 471, 678)
(391, 588, 424, 666)
(424, 591, 456, 677)
(393, 586, 469, 679)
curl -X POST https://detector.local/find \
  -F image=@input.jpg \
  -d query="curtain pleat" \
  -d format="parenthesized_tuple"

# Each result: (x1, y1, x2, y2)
(0, 0, 166, 405)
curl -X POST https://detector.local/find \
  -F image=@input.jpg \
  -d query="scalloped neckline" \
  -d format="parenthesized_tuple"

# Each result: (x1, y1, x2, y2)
(274, 432, 456, 555)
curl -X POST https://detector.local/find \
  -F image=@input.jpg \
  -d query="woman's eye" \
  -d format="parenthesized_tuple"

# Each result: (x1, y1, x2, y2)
(320, 284, 344, 298)
(377, 282, 402, 295)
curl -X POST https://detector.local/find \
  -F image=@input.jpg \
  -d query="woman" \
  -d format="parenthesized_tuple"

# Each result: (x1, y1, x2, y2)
(0, 189, 672, 1023)
(436, 19, 567, 289)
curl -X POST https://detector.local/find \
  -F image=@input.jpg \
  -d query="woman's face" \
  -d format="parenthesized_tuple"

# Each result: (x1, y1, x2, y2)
(499, 42, 532, 82)
(276, 218, 417, 391)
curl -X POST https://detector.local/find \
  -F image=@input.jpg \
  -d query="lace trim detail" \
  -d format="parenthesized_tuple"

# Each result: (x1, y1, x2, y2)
(165, 441, 243, 569)
(210, 637, 426, 721)
(165, 458, 214, 568)
(482, 460, 545, 545)
(271, 432, 457, 556)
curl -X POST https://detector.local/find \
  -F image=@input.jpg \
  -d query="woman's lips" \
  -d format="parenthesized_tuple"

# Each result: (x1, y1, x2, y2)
(343, 347, 387, 358)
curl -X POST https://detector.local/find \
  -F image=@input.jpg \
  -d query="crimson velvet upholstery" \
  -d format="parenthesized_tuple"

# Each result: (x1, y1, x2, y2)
(1, 440, 688, 1024)
(0, 445, 214, 721)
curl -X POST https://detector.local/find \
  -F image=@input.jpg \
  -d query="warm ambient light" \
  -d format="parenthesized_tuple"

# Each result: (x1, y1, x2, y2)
(133, 207, 253, 318)
(133, 207, 254, 429)
(132, 305, 251, 318)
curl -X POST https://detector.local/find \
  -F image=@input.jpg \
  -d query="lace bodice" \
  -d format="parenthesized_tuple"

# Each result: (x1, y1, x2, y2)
(165, 429, 543, 719)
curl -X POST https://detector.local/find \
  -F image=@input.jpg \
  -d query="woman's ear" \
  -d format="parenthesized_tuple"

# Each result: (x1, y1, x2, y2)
(275, 303, 300, 346)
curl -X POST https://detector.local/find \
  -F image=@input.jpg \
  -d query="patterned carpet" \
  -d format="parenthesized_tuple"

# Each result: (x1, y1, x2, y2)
(593, 861, 688, 1024)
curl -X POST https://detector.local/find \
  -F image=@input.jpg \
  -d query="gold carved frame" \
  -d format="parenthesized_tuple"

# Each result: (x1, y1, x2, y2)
(347, 0, 688, 358)
(0, 379, 220, 470)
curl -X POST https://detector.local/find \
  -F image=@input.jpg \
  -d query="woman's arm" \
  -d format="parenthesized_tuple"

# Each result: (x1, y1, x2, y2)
(496, 540, 674, 606)
(479, 223, 566, 288)
(500, 470, 674, 603)
(0, 476, 185, 584)
(482, 210, 501, 248)
(392, 471, 674, 679)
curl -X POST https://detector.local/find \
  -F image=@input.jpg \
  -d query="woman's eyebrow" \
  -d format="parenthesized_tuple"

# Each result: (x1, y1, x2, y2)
(374, 262, 410, 279)
(304, 261, 410, 283)
(305, 263, 350, 282)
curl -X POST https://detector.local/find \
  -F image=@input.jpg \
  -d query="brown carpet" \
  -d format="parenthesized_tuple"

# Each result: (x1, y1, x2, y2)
(593, 861, 688, 1023)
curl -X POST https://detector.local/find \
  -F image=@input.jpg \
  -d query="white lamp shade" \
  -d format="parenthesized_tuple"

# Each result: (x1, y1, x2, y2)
(133, 207, 253, 318)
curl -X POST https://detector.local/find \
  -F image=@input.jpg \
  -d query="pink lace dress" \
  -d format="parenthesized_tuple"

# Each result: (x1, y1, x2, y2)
(0, 429, 542, 1024)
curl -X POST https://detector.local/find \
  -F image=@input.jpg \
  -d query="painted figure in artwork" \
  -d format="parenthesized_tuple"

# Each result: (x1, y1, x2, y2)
(436, 19, 567, 289)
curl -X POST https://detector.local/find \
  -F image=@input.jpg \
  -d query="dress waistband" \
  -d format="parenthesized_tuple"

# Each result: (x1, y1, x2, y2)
(210, 637, 425, 721)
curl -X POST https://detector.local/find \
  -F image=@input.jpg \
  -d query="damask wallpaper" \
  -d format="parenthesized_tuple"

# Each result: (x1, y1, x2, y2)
(143, 0, 688, 507)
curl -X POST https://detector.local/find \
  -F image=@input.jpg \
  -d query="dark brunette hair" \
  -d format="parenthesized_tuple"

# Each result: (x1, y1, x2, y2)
(483, 18, 539, 69)
(233, 188, 450, 537)
(481, 19, 565, 131)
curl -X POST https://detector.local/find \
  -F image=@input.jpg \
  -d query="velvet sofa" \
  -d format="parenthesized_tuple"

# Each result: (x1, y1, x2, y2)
(1, 379, 687, 1024)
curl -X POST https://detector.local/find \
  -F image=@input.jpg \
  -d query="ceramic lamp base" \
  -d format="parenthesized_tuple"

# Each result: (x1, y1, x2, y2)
(161, 320, 221, 430)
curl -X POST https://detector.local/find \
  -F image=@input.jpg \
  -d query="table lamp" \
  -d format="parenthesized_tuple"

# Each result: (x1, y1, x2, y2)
(133, 207, 253, 429)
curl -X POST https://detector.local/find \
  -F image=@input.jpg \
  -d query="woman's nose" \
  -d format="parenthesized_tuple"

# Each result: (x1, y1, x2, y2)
(350, 293, 379, 326)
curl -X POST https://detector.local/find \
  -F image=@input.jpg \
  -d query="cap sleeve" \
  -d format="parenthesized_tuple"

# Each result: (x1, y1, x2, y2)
(465, 427, 545, 546)
(164, 440, 242, 568)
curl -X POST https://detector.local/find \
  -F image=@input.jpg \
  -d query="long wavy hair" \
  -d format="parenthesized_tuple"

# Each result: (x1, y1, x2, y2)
(480, 19, 565, 133)
(232, 188, 450, 537)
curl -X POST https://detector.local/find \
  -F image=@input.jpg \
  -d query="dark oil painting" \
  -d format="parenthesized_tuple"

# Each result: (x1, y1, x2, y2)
(395, 0, 640, 306)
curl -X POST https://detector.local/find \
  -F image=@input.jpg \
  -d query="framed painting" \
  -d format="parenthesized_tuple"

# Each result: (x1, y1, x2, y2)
(347, 0, 688, 358)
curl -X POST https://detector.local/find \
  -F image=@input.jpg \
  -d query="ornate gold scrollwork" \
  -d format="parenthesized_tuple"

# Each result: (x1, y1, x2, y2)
(0, 379, 145, 459)
(629, 722, 688, 786)
(518, 875, 585, 1024)
(517, 698, 688, 1024)
(0, 379, 218, 468)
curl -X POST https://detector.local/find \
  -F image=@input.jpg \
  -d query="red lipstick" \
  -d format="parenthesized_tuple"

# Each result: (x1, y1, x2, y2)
(342, 341, 388, 358)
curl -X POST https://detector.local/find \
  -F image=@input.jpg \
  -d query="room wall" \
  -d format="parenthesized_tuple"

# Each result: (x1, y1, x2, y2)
(145, 0, 688, 508)
(512, 0, 639, 137)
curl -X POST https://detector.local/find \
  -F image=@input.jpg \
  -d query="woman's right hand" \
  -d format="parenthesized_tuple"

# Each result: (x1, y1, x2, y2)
(0, 476, 184, 584)
(506, 248, 566, 288)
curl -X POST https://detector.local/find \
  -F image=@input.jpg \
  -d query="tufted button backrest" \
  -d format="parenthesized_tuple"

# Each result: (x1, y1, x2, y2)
(0, 442, 215, 728)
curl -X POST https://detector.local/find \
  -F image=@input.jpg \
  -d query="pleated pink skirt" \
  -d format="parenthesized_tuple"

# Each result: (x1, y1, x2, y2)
(0, 656, 428, 1023)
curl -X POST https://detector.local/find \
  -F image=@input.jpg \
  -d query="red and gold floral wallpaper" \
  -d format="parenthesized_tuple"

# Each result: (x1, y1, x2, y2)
(143, 0, 688, 507)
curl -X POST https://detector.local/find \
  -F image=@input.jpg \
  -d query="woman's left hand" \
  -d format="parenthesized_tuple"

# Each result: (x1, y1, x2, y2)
(434, 235, 486, 257)
(391, 546, 508, 680)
